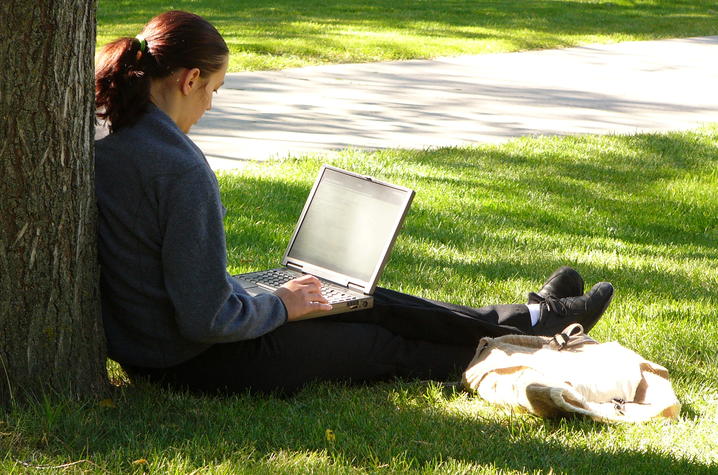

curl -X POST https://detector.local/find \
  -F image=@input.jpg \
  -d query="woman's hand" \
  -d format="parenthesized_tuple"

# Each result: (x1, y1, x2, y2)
(274, 274, 333, 321)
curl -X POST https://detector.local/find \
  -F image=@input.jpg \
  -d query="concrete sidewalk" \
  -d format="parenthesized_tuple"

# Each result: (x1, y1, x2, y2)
(188, 36, 718, 170)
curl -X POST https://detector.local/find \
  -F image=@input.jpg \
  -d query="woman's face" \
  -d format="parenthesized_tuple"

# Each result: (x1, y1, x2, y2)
(180, 55, 229, 133)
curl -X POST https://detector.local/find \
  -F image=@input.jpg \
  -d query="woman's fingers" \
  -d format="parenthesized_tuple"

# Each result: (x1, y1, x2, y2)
(275, 275, 333, 320)
(288, 276, 330, 302)
(292, 274, 318, 284)
(311, 301, 333, 311)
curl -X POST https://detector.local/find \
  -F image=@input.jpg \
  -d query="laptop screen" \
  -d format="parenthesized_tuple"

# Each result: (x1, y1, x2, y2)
(286, 166, 413, 285)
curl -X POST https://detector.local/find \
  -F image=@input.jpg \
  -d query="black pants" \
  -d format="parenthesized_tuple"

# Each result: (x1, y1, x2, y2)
(127, 288, 531, 395)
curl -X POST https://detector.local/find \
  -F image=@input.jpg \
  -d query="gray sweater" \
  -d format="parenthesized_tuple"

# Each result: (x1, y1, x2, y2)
(95, 104, 287, 368)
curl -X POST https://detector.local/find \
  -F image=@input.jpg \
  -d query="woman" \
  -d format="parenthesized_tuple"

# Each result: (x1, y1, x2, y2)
(95, 11, 614, 395)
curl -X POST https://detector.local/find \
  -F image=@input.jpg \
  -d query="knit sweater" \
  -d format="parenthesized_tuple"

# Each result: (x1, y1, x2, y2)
(95, 104, 287, 368)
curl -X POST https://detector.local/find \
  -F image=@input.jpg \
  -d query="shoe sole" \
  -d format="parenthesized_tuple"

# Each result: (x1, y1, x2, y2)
(582, 282, 614, 333)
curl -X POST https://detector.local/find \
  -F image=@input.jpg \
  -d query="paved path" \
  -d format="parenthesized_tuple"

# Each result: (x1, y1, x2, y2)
(188, 36, 718, 169)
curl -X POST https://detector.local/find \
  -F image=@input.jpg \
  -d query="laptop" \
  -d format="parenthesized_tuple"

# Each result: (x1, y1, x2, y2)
(234, 164, 415, 319)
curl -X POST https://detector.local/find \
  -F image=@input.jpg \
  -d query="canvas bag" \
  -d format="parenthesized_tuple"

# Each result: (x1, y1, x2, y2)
(462, 324, 681, 423)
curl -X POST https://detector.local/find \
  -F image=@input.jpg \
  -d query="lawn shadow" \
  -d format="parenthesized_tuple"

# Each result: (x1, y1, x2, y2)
(216, 143, 717, 388)
(29, 380, 715, 473)
(100, 0, 718, 59)
(219, 172, 310, 269)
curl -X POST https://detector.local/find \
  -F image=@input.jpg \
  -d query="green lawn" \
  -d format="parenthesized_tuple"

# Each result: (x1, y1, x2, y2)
(97, 0, 718, 71)
(3, 128, 717, 473)
(8, 2, 714, 472)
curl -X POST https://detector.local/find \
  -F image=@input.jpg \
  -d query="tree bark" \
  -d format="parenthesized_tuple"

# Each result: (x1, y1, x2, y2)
(0, 0, 106, 405)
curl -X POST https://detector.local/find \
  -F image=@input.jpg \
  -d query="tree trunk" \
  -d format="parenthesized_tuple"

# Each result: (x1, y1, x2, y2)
(0, 0, 106, 405)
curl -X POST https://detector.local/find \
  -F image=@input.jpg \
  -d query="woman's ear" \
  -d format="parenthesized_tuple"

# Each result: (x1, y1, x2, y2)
(178, 68, 202, 95)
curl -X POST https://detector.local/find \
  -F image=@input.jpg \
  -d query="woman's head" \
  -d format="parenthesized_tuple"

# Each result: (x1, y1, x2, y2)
(95, 11, 229, 132)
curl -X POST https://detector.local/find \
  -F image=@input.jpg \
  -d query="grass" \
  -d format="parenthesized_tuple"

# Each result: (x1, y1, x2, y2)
(97, 0, 718, 71)
(2, 127, 717, 473)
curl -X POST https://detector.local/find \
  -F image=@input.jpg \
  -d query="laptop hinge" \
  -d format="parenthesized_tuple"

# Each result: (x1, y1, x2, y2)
(347, 282, 365, 293)
(286, 261, 303, 271)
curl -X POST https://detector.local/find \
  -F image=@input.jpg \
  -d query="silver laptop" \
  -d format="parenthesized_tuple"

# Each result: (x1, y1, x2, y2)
(235, 165, 415, 319)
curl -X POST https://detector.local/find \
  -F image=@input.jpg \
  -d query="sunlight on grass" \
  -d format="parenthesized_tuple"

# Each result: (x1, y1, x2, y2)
(3, 129, 717, 472)
(97, 0, 718, 71)
(217, 127, 718, 470)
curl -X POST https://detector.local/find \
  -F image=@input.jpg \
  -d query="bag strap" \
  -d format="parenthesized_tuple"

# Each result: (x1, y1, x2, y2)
(550, 323, 597, 350)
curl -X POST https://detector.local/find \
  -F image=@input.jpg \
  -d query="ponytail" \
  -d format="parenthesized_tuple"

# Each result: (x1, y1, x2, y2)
(95, 37, 153, 133)
(95, 11, 228, 132)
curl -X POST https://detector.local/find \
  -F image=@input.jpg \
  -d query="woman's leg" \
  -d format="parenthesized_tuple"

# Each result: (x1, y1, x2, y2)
(127, 318, 475, 396)
(127, 289, 532, 395)
(334, 287, 533, 347)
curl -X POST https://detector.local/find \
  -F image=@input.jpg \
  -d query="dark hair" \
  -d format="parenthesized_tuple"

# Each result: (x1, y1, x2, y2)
(95, 10, 229, 132)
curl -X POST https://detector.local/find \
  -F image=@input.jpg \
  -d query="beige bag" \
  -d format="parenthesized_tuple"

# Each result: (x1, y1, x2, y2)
(462, 324, 681, 423)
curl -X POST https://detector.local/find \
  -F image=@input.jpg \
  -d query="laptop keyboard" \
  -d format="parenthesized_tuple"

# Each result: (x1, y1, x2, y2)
(246, 269, 297, 287)
(244, 269, 358, 303)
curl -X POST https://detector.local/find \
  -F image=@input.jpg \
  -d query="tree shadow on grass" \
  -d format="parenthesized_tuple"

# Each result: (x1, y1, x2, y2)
(220, 131, 717, 300)
(98, 2, 718, 92)
(11, 381, 715, 473)
(100, 0, 718, 58)
(10, 132, 715, 470)
(216, 131, 718, 393)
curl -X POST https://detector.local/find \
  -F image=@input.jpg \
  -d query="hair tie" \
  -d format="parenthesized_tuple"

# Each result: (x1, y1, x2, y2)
(135, 35, 148, 53)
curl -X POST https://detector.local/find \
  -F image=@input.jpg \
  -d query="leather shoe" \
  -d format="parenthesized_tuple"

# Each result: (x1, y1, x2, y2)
(532, 282, 614, 336)
(528, 266, 584, 304)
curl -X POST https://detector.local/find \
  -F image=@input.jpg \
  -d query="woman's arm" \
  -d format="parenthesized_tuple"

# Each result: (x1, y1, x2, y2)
(159, 167, 288, 343)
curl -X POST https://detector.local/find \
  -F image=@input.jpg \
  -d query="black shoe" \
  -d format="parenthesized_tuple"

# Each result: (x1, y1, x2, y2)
(528, 266, 584, 304)
(532, 282, 614, 336)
